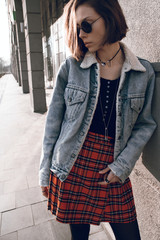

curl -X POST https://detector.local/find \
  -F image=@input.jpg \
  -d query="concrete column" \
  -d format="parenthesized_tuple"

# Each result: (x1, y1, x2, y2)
(13, 24, 21, 84)
(118, 0, 160, 181)
(142, 64, 160, 182)
(116, 2, 160, 239)
(14, 0, 29, 93)
(22, 0, 47, 113)
(119, 0, 160, 62)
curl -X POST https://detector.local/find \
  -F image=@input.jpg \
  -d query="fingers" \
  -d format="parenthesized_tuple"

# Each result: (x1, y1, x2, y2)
(41, 186, 49, 198)
(99, 166, 110, 174)
(98, 176, 120, 185)
(98, 168, 122, 185)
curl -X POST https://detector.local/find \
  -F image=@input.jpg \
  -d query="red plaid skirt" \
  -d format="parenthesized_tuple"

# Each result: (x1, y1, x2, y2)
(48, 131, 137, 225)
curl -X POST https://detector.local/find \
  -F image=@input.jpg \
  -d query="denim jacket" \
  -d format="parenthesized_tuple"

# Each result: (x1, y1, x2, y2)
(39, 42, 156, 186)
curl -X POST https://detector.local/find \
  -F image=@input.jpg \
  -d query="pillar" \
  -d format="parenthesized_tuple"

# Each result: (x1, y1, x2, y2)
(22, 0, 47, 112)
(14, 0, 29, 93)
(142, 64, 160, 181)
(118, 0, 160, 181)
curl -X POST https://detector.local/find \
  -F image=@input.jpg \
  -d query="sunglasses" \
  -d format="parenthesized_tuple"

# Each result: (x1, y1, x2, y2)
(77, 16, 101, 34)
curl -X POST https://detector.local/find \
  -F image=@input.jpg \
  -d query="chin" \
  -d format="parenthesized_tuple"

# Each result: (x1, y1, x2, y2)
(87, 46, 97, 53)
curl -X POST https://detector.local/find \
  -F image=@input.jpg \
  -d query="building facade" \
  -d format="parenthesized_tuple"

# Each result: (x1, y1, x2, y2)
(7, 1, 160, 239)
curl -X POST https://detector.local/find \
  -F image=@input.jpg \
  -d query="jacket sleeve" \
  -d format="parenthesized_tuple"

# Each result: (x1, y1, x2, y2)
(109, 68, 157, 182)
(39, 60, 68, 186)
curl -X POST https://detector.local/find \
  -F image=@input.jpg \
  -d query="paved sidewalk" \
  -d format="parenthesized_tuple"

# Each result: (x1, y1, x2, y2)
(0, 74, 114, 240)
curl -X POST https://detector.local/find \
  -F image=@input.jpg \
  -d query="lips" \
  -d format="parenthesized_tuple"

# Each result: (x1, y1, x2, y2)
(84, 42, 92, 47)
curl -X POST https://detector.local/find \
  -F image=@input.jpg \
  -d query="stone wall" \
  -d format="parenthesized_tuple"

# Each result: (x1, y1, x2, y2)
(119, 0, 160, 62)
(118, 1, 160, 240)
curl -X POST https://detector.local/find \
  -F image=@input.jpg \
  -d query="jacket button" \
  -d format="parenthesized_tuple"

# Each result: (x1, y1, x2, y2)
(71, 153, 76, 158)
(61, 174, 65, 180)
(118, 136, 121, 140)
(68, 98, 72, 102)
(80, 132, 84, 136)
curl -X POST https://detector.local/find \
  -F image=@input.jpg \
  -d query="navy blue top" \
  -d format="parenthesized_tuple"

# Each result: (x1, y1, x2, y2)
(89, 77, 120, 139)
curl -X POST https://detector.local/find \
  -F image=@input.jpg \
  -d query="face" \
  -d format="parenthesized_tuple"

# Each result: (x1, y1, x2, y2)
(75, 4, 107, 52)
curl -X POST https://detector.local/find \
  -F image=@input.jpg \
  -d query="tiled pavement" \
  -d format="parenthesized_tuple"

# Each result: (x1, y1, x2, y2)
(0, 74, 115, 240)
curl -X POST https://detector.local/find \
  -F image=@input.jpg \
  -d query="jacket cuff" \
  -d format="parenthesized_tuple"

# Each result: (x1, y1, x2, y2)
(108, 163, 129, 183)
(39, 178, 50, 187)
(39, 171, 50, 186)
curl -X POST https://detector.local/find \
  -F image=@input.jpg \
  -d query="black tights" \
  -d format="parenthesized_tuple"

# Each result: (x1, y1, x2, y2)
(109, 221, 141, 240)
(69, 220, 141, 240)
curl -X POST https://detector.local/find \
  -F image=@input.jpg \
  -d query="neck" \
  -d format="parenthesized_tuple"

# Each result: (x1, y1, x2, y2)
(96, 42, 123, 64)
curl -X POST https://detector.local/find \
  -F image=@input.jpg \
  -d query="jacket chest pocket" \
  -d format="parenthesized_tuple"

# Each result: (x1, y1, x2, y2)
(130, 97, 144, 124)
(64, 87, 87, 121)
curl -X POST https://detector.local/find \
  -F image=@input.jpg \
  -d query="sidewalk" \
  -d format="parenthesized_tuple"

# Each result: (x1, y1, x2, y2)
(0, 74, 114, 240)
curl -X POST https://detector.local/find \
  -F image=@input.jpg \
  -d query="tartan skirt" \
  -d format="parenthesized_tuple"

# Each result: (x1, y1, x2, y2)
(48, 131, 137, 225)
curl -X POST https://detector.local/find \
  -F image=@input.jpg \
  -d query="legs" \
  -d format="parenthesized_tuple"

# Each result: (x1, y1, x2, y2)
(69, 224, 90, 240)
(109, 219, 141, 240)
(69, 220, 141, 240)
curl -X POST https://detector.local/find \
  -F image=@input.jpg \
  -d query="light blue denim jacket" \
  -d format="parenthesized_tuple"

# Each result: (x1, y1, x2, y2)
(39, 43, 156, 186)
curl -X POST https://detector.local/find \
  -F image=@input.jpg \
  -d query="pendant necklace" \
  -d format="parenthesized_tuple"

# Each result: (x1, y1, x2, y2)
(96, 47, 121, 67)
(99, 79, 119, 141)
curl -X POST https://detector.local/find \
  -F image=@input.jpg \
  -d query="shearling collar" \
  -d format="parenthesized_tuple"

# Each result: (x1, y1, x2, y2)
(80, 42, 146, 72)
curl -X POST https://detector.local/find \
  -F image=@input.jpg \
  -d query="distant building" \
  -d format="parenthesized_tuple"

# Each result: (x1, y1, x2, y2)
(0, 58, 10, 74)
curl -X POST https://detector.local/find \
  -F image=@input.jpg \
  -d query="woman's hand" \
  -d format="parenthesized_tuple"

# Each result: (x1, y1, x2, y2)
(41, 186, 49, 198)
(98, 167, 122, 185)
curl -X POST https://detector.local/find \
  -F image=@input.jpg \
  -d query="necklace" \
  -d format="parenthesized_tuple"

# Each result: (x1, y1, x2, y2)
(96, 47, 121, 67)
(99, 79, 119, 141)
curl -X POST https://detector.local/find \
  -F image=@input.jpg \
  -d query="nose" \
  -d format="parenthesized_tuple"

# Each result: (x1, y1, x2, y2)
(79, 29, 87, 39)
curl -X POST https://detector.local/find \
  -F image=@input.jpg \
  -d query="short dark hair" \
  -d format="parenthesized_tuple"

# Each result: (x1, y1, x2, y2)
(63, 0, 128, 60)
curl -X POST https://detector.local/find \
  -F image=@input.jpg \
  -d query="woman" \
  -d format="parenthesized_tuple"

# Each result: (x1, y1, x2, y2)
(39, 0, 156, 239)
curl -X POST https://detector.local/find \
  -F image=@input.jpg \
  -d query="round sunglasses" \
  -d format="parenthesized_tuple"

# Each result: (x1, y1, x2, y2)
(77, 16, 102, 34)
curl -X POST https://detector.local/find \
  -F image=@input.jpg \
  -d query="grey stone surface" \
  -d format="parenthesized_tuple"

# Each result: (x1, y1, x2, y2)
(101, 223, 115, 240)
(130, 159, 160, 240)
(32, 201, 55, 225)
(20, 61, 28, 71)
(0, 232, 17, 240)
(14, 1, 29, 94)
(27, 53, 44, 71)
(0, 169, 15, 182)
(24, 0, 41, 13)
(0, 213, 1, 233)
(0, 183, 4, 195)
(0, 193, 15, 213)
(14, 164, 38, 181)
(152, 63, 160, 72)
(50, 220, 72, 240)
(28, 70, 45, 88)
(18, 221, 54, 240)
(142, 72, 160, 182)
(89, 230, 110, 240)
(32, 88, 47, 113)
(1, 206, 33, 235)
(27, 14, 42, 33)
(26, 34, 43, 52)
(15, 186, 45, 208)
(90, 224, 103, 235)
(119, 0, 160, 62)
(4, 177, 28, 194)
(3, 153, 30, 170)
(22, 0, 47, 113)
(27, 173, 39, 188)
